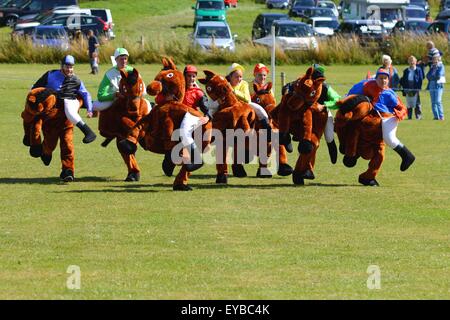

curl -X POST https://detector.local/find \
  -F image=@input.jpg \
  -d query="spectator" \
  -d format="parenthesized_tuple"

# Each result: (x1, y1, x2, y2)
(426, 52, 446, 120)
(380, 54, 400, 90)
(426, 41, 442, 67)
(399, 55, 424, 120)
(87, 30, 99, 75)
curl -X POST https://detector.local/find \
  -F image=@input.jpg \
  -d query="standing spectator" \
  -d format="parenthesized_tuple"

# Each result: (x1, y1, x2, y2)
(400, 55, 424, 120)
(87, 30, 99, 75)
(426, 41, 443, 67)
(380, 54, 400, 90)
(426, 52, 446, 120)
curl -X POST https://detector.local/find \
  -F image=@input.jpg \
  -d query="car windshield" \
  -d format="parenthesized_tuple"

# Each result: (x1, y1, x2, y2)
(34, 28, 67, 39)
(276, 24, 312, 37)
(410, 0, 426, 7)
(406, 9, 426, 19)
(17, 0, 32, 8)
(318, 2, 335, 10)
(264, 16, 288, 29)
(315, 20, 339, 28)
(196, 26, 230, 38)
(198, 1, 225, 10)
(405, 21, 429, 30)
(305, 8, 335, 17)
(380, 8, 401, 22)
(293, 0, 315, 8)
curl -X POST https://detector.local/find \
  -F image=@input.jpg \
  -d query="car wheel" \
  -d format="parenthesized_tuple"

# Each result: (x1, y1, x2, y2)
(268, 4, 273, 9)
(6, 16, 16, 28)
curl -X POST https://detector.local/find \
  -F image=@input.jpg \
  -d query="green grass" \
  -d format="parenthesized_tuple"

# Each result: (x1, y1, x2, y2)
(0, 63, 449, 299)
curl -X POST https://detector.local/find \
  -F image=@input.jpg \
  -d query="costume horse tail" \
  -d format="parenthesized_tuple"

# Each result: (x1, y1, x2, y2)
(335, 94, 373, 122)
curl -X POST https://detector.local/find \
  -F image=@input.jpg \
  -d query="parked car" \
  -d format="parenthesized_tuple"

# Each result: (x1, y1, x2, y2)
(252, 12, 289, 40)
(192, 0, 226, 26)
(428, 20, 450, 40)
(288, 0, 316, 17)
(300, 7, 336, 20)
(224, 0, 237, 8)
(31, 25, 69, 50)
(253, 20, 318, 51)
(306, 17, 339, 37)
(436, 9, 450, 20)
(0, 0, 78, 27)
(266, 0, 289, 10)
(403, 5, 427, 21)
(336, 20, 390, 47)
(410, 0, 430, 14)
(440, 0, 450, 12)
(192, 21, 236, 52)
(391, 20, 430, 35)
(317, 1, 339, 18)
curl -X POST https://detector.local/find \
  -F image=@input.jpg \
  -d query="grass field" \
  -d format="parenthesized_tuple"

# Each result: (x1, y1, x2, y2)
(0, 63, 449, 299)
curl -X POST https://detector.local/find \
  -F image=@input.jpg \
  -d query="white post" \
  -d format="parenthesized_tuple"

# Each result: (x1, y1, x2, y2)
(271, 24, 276, 93)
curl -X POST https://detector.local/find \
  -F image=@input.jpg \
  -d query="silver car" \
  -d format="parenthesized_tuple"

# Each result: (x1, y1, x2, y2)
(192, 21, 236, 52)
(266, 0, 289, 9)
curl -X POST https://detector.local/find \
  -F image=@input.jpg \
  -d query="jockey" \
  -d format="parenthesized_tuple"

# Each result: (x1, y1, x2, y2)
(252, 63, 271, 94)
(182, 64, 212, 119)
(226, 63, 273, 141)
(93, 48, 150, 112)
(32, 55, 96, 144)
(347, 68, 415, 171)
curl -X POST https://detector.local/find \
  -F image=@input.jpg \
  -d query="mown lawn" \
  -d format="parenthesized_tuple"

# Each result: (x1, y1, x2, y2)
(0, 63, 448, 299)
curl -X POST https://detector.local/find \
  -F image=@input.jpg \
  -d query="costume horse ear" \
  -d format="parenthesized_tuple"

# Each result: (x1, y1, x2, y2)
(119, 69, 128, 79)
(314, 76, 326, 85)
(162, 57, 177, 70)
(253, 83, 258, 94)
(266, 82, 273, 92)
(305, 67, 314, 78)
(198, 70, 215, 85)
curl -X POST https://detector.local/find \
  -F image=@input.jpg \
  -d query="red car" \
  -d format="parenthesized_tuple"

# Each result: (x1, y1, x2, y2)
(224, 0, 238, 7)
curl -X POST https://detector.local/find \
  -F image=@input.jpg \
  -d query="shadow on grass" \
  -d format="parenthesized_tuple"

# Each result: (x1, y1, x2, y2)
(0, 176, 115, 185)
(171, 24, 193, 29)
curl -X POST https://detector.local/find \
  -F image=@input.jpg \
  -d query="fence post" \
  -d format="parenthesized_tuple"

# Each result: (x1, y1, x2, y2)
(140, 35, 145, 48)
(280, 72, 286, 89)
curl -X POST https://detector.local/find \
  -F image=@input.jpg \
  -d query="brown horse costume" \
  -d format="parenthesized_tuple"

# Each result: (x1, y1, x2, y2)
(98, 67, 149, 181)
(251, 82, 293, 177)
(119, 58, 212, 191)
(21, 87, 79, 181)
(198, 70, 257, 183)
(334, 94, 385, 186)
(276, 67, 329, 185)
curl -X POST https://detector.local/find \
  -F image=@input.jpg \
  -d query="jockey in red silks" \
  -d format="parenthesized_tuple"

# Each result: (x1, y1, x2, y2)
(347, 68, 415, 171)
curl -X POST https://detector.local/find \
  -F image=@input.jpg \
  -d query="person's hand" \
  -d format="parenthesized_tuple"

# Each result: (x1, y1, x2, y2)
(315, 104, 325, 112)
(87, 112, 94, 118)
(393, 108, 405, 121)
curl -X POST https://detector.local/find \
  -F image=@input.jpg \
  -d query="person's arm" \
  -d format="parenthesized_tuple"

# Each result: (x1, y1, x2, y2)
(324, 86, 341, 110)
(233, 81, 251, 103)
(78, 81, 93, 113)
(32, 71, 50, 89)
(97, 72, 115, 102)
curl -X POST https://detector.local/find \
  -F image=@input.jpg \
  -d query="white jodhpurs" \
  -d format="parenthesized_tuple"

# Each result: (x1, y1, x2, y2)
(64, 99, 82, 125)
(93, 100, 113, 111)
(381, 116, 401, 149)
(249, 102, 269, 121)
(180, 112, 203, 147)
(324, 109, 335, 143)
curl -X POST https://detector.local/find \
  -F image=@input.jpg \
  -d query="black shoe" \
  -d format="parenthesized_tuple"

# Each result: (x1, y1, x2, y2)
(216, 173, 228, 184)
(125, 172, 140, 182)
(101, 137, 114, 147)
(232, 164, 247, 177)
(60, 169, 74, 182)
(23, 135, 30, 147)
(173, 184, 193, 191)
(76, 123, 97, 144)
(41, 153, 52, 166)
(118, 139, 137, 155)
(298, 139, 314, 154)
(162, 152, 175, 177)
(258, 119, 272, 143)
(185, 143, 203, 172)
(277, 163, 293, 176)
(394, 145, 415, 171)
(256, 167, 272, 178)
(343, 155, 358, 168)
(292, 171, 305, 185)
(301, 169, 315, 180)
(29, 144, 43, 158)
(358, 176, 379, 187)
(327, 141, 338, 164)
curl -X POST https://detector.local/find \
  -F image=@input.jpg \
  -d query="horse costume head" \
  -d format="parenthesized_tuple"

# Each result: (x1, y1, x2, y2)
(198, 70, 238, 108)
(252, 82, 275, 113)
(287, 66, 325, 111)
(147, 57, 185, 102)
(25, 88, 57, 116)
(119, 68, 146, 99)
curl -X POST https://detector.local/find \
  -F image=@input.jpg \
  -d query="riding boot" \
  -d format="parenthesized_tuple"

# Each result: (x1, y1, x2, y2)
(393, 145, 415, 171)
(185, 143, 203, 172)
(76, 122, 96, 144)
(258, 118, 272, 142)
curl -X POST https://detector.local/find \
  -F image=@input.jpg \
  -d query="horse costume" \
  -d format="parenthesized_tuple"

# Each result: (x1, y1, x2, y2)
(276, 67, 330, 185)
(21, 87, 79, 181)
(98, 67, 149, 181)
(251, 82, 293, 177)
(119, 57, 212, 191)
(198, 70, 257, 183)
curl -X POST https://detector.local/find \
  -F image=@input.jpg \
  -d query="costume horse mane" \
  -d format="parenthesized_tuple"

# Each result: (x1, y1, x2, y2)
(21, 87, 81, 181)
(98, 67, 149, 181)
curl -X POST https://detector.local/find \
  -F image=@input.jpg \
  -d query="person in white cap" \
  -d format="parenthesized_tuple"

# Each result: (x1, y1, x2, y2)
(93, 47, 148, 112)
(32, 55, 96, 144)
